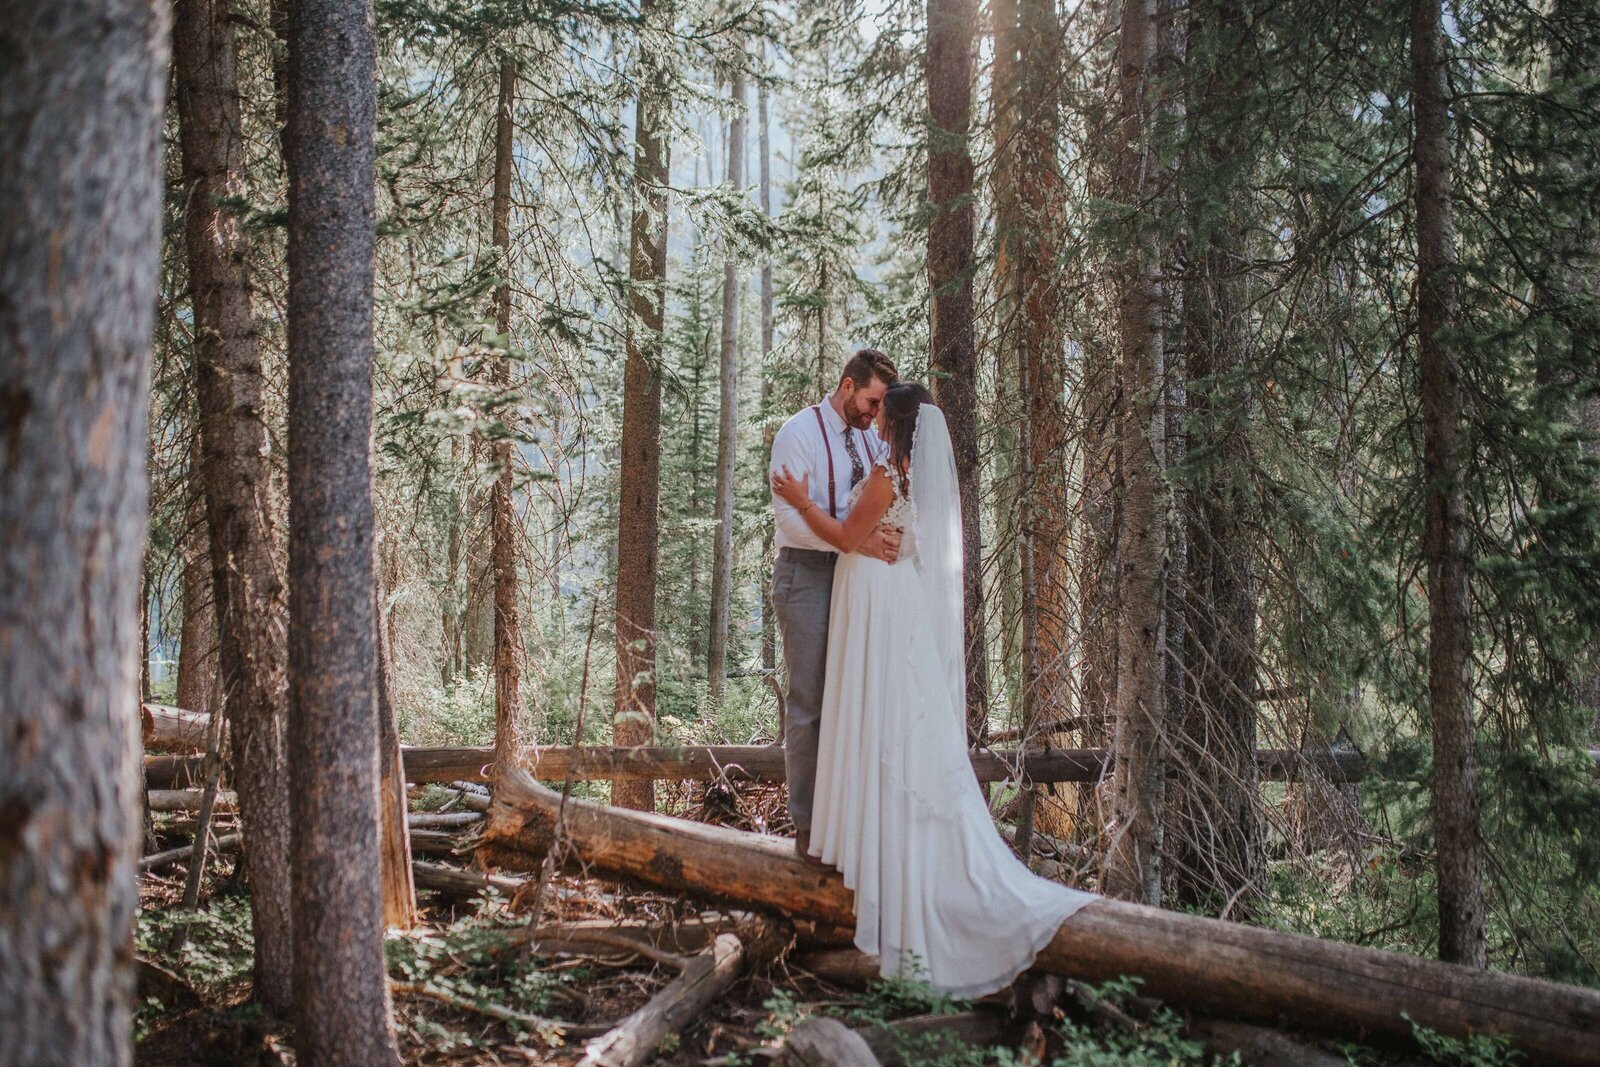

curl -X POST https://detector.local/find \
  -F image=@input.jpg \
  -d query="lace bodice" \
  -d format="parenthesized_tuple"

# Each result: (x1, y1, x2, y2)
(846, 459, 916, 558)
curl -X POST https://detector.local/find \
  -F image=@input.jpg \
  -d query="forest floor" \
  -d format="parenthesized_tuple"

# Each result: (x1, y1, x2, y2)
(132, 779, 1518, 1067)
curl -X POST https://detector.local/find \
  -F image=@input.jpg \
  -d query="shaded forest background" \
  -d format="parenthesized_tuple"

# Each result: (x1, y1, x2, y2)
(134, 0, 1600, 1001)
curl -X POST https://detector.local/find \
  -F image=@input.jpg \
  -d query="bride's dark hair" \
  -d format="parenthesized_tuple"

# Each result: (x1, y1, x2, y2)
(882, 382, 935, 493)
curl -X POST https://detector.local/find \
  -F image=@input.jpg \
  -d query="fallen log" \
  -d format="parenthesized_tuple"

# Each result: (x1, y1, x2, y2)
(404, 744, 1367, 786)
(578, 923, 772, 1067)
(147, 789, 237, 814)
(141, 832, 242, 873)
(143, 733, 1600, 790)
(141, 703, 211, 753)
(407, 811, 482, 830)
(408, 830, 466, 857)
(481, 768, 1600, 1066)
(411, 860, 525, 900)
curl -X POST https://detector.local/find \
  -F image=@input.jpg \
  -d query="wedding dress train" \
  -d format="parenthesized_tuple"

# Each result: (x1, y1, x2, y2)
(806, 407, 1096, 999)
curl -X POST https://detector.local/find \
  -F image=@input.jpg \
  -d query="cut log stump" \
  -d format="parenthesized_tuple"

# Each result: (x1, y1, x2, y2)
(481, 768, 1600, 1067)
(141, 703, 211, 753)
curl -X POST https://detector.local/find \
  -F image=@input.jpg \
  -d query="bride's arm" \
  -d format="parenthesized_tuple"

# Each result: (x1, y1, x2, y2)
(772, 466, 894, 554)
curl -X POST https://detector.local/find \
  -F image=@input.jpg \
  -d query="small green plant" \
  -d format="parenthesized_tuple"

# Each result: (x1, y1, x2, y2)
(840, 963, 967, 1028)
(755, 987, 808, 1041)
(991, 979, 1232, 1067)
(386, 907, 573, 1048)
(135, 895, 255, 996)
(1405, 1015, 1523, 1067)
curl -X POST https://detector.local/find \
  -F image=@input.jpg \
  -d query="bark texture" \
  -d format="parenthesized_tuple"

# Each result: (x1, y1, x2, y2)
(1168, 0, 1264, 918)
(1412, 0, 1484, 968)
(490, 57, 527, 779)
(759, 50, 778, 675)
(614, 3, 670, 811)
(376, 586, 416, 928)
(926, 0, 990, 736)
(173, 0, 296, 1010)
(708, 61, 746, 704)
(1104, 0, 1169, 906)
(0, 0, 168, 1061)
(284, 0, 402, 1056)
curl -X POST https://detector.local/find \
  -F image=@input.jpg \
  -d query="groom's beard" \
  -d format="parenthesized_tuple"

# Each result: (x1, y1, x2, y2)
(842, 395, 873, 429)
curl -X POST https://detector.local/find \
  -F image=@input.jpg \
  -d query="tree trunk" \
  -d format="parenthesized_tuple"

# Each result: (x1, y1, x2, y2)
(0, 0, 167, 1060)
(759, 46, 777, 676)
(176, 444, 217, 713)
(926, 0, 989, 738)
(463, 518, 495, 674)
(173, 0, 295, 1012)
(491, 57, 526, 779)
(284, 0, 402, 1055)
(1074, 0, 1123, 842)
(708, 60, 746, 706)
(1103, 0, 1169, 906)
(1167, 0, 1264, 919)
(1412, 0, 1484, 968)
(375, 584, 416, 929)
(614, 2, 671, 811)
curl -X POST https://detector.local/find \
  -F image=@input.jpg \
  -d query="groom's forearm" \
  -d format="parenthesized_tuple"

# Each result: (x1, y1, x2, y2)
(772, 496, 836, 553)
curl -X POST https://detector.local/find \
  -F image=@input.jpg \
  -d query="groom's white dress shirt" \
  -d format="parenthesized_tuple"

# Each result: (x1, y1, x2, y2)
(770, 396, 886, 554)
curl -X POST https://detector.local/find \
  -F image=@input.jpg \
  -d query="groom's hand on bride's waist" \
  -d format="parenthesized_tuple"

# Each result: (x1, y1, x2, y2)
(859, 525, 902, 564)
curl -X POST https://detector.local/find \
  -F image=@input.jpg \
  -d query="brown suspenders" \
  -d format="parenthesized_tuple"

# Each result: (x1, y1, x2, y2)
(811, 405, 838, 518)
(810, 403, 884, 520)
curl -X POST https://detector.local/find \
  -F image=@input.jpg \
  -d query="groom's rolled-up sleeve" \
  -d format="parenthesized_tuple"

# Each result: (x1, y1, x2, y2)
(770, 416, 835, 554)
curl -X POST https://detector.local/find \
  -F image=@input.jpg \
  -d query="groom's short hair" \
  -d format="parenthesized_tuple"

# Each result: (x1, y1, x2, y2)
(841, 348, 898, 390)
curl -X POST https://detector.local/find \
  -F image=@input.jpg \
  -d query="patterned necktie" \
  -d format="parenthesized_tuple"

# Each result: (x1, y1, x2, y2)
(843, 426, 865, 488)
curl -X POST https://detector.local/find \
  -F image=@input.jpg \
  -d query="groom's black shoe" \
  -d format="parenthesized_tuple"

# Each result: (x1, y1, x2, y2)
(795, 830, 828, 869)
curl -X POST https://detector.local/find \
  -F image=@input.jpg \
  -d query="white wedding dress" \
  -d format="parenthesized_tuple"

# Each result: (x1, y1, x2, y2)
(806, 405, 1097, 998)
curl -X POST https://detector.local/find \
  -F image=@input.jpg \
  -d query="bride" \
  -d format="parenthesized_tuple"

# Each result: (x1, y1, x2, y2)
(772, 383, 1096, 998)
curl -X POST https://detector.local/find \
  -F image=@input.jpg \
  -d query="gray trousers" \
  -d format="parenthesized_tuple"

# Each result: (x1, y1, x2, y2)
(771, 547, 836, 836)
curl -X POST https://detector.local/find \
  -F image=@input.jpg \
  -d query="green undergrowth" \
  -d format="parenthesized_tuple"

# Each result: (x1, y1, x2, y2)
(1267, 847, 1600, 988)
(384, 903, 583, 1051)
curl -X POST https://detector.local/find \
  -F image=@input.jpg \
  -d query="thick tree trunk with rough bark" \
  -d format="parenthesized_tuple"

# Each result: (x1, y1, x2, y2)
(926, 0, 989, 736)
(1412, 0, 1484, 968)
(708, 62, 746, 705)
(491, 58, 526, 779)
(1168, 0, 1264, 919)
(0, 1, 167, 1061)
(1104, 0, 1169, 906)
(614, 3, 670, 811)
(172, 0, 296, 1012)
(284, 0, 402, 1056)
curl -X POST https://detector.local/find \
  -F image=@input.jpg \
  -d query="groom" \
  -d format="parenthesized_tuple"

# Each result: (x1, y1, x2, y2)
(769, 348, 902, 866)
